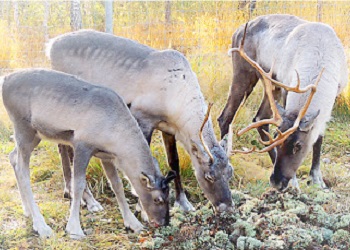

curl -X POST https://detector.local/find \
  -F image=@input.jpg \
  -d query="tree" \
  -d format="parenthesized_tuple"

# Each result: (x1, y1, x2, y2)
(165, 1, 171, 24)
(70, 0, 82, 31)
(43, 1, 50, 41)
(105, 0, 113, 34)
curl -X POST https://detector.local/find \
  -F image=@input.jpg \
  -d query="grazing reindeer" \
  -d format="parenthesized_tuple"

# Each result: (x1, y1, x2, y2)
(47, 30, 234, 214)
(2, 69, 175, 238)
(218, 14, 348, 191)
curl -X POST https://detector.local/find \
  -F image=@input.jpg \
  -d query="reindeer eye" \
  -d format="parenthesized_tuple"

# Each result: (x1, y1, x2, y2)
(205, 172, 215, 183)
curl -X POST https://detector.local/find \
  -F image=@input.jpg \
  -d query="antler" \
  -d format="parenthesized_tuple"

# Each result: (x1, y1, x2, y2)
(229, 22, 323, 154)
(199, 103, 214, 162)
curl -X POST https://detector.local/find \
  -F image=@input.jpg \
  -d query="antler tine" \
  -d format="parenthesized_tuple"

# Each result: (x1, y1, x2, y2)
(295, 70, 301, 90)
(243, 68, 324, 154)
(229, 22, 324, 155)
(232, 146, 257, 155)
(229, 24, 317, 94)
(293, 68, 324, 124)
(199, 103, 214, 163)
(258, 129, 275, 145)
(240, 23, 249, 49)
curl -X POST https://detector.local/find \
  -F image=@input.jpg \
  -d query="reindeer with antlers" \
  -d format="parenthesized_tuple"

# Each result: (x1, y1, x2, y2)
(47, 30, 234, 215)
(218, 14, 348, 191)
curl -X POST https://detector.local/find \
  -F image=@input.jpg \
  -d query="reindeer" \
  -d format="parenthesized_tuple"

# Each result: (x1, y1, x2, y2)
(218, 14, 348, 191)
(46, 30, 234, 214)
(1, 69, 176, 239)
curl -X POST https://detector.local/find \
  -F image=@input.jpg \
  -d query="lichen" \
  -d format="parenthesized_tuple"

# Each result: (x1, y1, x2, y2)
(239, 198, 261, 217)
(266, 210, 299, 226)
(141, 239, 154, 249)
(137, 187, 348, 249)
(263, 234, 286, 250)
(335, 214, 350, 230)
(282, 226, 314, 249)
(313, 190, 336, 204)
(320, 227, 333, 243)
(309, 204, 338, 229)
(214, 230, 234, 249)
(236, 236, 262, 250)
(153, 237, 164, 249)
(331, 229, 350, 250)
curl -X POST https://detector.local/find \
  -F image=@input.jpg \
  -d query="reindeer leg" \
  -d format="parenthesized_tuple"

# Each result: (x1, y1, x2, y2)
(12, 126, 52, 238)
(101, 159, 144, 232)
(9, 146, 31, 217)
(310, 135, 327, 188)
(59, 144, 103, 212)
(162, 132, 194, 212)
(58, 144, 72, 199)
(218, 69, 259, 138)
(66, 143, 92, 239)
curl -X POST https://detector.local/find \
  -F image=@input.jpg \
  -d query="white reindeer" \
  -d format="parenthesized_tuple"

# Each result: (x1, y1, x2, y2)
(46, 30, 234, 214)
(218, 14, 348, 191)
(2, 69, 175, 238)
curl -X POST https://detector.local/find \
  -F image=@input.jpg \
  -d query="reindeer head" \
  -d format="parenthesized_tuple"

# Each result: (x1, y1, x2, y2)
(138, 169, 176, 227)
(270, 107, 320, 191)
(190, 104, 234, 213)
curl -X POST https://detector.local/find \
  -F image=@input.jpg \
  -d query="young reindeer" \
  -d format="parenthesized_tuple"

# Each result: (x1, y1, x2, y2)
(2, 69, 175, 239)
(218, 14, 348, 191)
(47, 30, 234, 214)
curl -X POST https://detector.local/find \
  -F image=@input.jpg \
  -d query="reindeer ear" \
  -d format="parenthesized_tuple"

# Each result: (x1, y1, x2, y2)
(191, 140, 211, 165)
(140, 172, 155, 190)
(299, 110, 320, 132)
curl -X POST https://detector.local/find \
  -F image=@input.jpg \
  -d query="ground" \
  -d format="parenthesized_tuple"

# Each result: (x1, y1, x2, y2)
(0, 102, 349, 249)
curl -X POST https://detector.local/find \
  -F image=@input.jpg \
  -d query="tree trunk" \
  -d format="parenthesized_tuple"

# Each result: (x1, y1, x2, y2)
(105, 0, 113, 34)
(165, 1, 171, 24)
(70, 0, 82, 31)
(43, 1, 50, 41)
(317, 0, 322, 22)
(13, 1, 19, 27)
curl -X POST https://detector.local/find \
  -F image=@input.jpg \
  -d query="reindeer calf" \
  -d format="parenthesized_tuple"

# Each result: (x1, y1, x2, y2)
(2, 69, 175, 239)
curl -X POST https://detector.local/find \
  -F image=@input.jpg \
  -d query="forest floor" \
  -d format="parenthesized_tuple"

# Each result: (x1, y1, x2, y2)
(0, 109, 349, 249)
